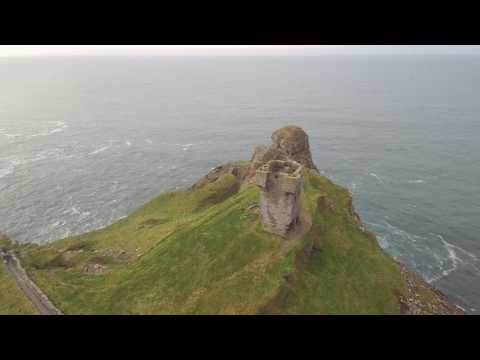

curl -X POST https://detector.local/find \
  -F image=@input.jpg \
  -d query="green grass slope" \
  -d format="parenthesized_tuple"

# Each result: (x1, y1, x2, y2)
(16, 172, 297, 314)
(9, 168, 446, 314)
(262, 172, 405, 314)
(0, 263, 37, 315)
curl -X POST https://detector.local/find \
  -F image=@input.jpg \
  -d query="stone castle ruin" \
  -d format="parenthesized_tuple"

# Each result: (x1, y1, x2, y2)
(250, 125, 316, 237)
(190, 125, 315, 238)
(256, 159, 304, 237)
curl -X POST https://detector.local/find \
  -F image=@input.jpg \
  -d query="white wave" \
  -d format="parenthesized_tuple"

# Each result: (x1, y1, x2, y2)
(380, 223, 458, 278)
(427, 235, 480, 283)
(125, 140, 132, 147)
(408, 179, 425, 184)
(177, 143, 194, 151)
(437, 234, 479, 262)
(51, 220, 65, 229)
(15, 153, 48, 165)
(0, 162, 15, 178)
(0, 152, 54, 179)
(383, 220, 423, 244)
(366, 218, 480, 287)
(369, 172, 384, 183)
(0, 129, 21, 138)
(88, 146, 110, 155)
(376, 235, 390, 249)
(439, 236, 461, 277)
(63, 207, 81, 216)
(145, 139, 153, 144)
(30, 121, 68, 137)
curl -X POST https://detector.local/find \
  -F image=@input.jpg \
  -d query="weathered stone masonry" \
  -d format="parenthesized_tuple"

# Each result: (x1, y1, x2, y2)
(256, 160, 304, 237)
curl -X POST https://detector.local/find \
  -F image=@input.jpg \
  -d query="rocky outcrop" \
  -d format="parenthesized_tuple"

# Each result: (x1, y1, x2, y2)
(267, 125, 318, 171)
(193, 126, 317, 191)
(256, 160, 304, 237)
(397, 265, 464, 315)
(190, 162, 249, 190)
(246, 125, 318, 184)
(83, 263, 110, 275)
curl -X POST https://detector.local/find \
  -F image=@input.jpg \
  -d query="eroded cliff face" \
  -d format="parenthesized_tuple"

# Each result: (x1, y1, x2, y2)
(190, 162, 249, 191)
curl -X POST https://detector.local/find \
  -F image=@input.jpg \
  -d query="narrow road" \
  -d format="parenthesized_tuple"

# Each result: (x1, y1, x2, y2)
(0, 247, 62, 315)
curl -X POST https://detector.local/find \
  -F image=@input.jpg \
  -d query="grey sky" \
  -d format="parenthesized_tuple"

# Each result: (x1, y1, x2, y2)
(0, 45, 479, 57)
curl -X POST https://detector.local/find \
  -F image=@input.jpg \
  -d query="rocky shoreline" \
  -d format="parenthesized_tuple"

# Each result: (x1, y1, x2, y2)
(397, 264, 464, 315)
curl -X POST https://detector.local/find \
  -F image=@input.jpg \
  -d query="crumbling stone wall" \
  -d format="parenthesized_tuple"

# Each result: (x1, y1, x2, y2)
(256, 160, 304, 237)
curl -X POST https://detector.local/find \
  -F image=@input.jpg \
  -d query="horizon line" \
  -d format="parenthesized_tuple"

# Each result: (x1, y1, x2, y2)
(1, 45, 480, 58)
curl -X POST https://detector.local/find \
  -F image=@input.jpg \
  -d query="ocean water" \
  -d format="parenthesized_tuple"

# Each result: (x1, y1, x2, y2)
(1, 55, 479, 313)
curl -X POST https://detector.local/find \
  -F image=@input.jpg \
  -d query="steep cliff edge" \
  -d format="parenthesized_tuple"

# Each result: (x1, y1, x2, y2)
(0, 126, 463, 315)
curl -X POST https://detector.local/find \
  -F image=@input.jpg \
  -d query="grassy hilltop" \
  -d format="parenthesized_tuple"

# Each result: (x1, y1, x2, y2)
(1, 126, 462, 315)
(5, 170, 457, 315)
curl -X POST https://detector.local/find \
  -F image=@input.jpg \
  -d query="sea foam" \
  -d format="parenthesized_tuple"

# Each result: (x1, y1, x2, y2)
(369, 172, 384, 183)
(408, 179, 425, 184)
(30, 121, 68, 138)
(88, 146, 110, 155)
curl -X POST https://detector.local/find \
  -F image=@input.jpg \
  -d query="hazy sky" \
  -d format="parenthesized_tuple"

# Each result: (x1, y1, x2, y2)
(0, 45, 479, 57)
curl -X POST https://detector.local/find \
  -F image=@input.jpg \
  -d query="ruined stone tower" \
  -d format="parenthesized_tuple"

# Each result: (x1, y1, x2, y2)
(256, 159, 304, 237)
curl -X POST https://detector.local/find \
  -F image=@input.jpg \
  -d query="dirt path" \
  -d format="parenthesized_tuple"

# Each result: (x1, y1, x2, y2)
(0, 248, 62, 315)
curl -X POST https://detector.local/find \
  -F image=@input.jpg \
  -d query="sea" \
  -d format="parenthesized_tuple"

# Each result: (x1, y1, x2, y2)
(0, 55, 479, 313)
